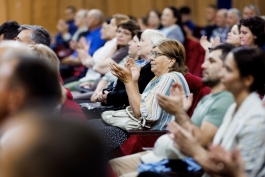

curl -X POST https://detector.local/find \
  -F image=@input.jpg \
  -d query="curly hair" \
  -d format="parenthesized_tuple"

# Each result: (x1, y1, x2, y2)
(240, 16, 265, 46)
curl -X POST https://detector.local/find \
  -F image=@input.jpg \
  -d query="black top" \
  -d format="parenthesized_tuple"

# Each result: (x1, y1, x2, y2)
(105, 62, 155, 106)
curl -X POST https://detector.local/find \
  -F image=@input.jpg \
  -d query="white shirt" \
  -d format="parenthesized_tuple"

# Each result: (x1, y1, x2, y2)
(79, 38, 117, 82)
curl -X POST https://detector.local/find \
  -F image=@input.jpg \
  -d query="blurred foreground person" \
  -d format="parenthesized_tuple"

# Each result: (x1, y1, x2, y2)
(0, 111, 107, 177)
(0, 41, 61, 125)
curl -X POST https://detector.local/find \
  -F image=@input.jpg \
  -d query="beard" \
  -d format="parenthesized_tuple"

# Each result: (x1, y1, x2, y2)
(202, 78, 220, 88)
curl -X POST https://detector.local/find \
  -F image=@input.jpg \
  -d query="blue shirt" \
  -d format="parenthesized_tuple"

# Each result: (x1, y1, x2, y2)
(73, 26, 106, 57)
(51, 20, 77, 49)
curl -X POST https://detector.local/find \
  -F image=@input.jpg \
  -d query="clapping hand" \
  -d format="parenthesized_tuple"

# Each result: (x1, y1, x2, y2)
(109, 58, 141, 83)
(157, 82, 193, 115)
(167, 121, 199, 157)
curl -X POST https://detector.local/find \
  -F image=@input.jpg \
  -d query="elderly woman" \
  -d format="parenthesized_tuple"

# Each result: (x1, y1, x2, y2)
(90, 29, 165, 107)
(87, 30, 166, 151)
(110, 39, 190, 130)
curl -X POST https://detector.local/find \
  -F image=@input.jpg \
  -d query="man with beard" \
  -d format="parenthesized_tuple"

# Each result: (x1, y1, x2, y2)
(109, 44, 235, 177)
(157, 43, 235, 147)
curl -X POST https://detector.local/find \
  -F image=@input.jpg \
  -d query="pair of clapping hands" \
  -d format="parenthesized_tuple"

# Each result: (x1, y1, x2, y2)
(159, 83, 245, 177)
(109, 57, 141, 83)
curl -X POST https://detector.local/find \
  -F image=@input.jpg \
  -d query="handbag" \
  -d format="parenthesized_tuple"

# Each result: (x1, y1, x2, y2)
(101, 106, 151, 131)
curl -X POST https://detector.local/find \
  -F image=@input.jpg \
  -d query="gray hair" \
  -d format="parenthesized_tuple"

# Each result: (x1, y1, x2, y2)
(77, 9, 88, 18)
(141, 29, 166, 45)
(228, 8, 242, 20)
(88, 9, 104, 24)
(244, 4, 260, 16)
(18, 25, 51, 47)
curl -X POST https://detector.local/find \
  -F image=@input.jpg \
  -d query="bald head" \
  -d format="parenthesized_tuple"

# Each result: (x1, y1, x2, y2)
(86, 9, 104, 29)
(0, 115, 107, 177)
(216, 9, 228, 27)
(74, 9, 88, 28)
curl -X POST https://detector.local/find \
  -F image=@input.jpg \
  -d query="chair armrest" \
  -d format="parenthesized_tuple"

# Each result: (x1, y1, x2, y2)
(127, 130, 167, 136)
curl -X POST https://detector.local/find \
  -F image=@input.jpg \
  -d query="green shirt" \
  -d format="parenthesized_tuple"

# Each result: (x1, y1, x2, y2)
(191, 91, 234, 128)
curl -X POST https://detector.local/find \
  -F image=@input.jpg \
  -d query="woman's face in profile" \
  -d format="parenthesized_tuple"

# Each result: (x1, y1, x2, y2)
(226, 25, 241, 46)
(239, 25, 256, 47)
(219, 53, 243, 94)
(137, 33, 153, 59)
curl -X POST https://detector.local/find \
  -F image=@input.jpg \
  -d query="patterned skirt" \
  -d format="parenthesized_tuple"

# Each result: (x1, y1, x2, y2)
(88, 119, 128, 151)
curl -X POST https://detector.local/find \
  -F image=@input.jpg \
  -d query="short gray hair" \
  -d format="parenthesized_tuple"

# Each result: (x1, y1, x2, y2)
(228, 8, 242, 20)
(244, 4, 260, 16)
(88, 9, 104, 24)
(142, 29, 166, 45)
(18, 25, 51, 47)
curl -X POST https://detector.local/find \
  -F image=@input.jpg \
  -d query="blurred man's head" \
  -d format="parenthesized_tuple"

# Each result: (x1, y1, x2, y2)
(64, 6, 76, 22)
(227, 8, 241, 28)
(86, 9, 104, 30)
(16, 25, 51, 46)
(180, 6, 192, 23)
(0, 115, 107, 177)
(0, 21, 20, 40)
(216, 9, 228, 27)
(201, 43, 235, 88)
(206, 4, 218, 23)
(74, 9, 88, 28)
(0, 41, 61, 123)
(243, 4, 259, 19)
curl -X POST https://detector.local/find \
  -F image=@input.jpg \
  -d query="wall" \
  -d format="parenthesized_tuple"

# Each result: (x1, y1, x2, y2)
(0, 0, 264, 36)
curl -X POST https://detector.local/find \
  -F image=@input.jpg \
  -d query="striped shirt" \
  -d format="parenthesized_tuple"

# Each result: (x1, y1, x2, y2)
(140, 72, 190, 130)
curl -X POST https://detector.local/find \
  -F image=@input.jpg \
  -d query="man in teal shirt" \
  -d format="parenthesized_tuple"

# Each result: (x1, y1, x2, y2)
(158, 43, 235, 147)
(109, 44, 236, 177)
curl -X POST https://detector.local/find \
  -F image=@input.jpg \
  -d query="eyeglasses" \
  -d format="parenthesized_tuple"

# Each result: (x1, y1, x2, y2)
(150, 50, 166, 58)
(116, 29, 132, 36)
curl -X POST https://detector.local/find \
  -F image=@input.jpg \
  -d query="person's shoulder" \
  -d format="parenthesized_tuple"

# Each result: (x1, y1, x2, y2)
(211, 91, 234, 107)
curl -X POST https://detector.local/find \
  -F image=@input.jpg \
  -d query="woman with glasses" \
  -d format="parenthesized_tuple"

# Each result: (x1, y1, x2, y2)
(110, 39, 190, 131)
(87, 30, 166, 152)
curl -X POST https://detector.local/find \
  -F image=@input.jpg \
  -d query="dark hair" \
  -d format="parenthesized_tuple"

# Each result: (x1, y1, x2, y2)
(136, 30, 143, 41)
(239, 16, 265, 46)
(165, 6, 186, 37)
(210, 43, 236, 61)
(18, 25, 51, 46)
(117, 19, 140, 38)
(0, 21, 20, 40)
(180, 6, 191, 15)
(8, 55, 61, 109)
(105, 17, 112, 24)
(66, 6, 76, 13)
(14, 117, 107, 177)
(231, 47, 265, 94)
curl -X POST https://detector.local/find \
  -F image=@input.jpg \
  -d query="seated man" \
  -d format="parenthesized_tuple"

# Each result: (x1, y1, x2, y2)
(109, 43, 235, 177)
(0, 21, 20, 40)
(60, 9, 106, 81)
(16, 25, 51, 46)
(0, 110, 107, 177)
(58, 9, 88, 49)
(51, 5, 77, 50)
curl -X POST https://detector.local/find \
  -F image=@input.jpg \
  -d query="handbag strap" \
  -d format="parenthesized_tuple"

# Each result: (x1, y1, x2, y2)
(125, 106, 151, 129)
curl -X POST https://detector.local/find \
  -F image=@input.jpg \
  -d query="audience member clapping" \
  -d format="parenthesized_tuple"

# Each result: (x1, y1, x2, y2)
(168, 47, 265, 177)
